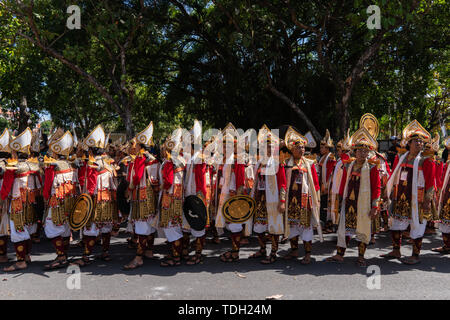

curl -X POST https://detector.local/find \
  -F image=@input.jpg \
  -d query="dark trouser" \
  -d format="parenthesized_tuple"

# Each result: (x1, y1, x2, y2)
(0, 236, 8, 256)
(320, 194, 328, 224)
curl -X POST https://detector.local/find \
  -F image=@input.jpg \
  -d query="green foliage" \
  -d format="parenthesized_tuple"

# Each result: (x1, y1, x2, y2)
(0, 0, 447, 141)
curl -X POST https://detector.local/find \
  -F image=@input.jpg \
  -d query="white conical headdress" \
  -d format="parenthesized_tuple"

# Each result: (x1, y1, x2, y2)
(304, 131, 317, 148)
(84, 125, 106, 149)
(135, 121, 154, 146)
(49, 131, 74, 157)
(9, 127, 32, 154)
(0, 128, 12, 153)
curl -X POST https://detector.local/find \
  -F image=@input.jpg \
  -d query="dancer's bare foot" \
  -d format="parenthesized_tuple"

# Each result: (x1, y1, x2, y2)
(123, 256, 144, 270)
(380, 250, 401, 259)
(325, 254, 344, 263)
(3, 261, 27, 272)
(300, 254, 311, 265)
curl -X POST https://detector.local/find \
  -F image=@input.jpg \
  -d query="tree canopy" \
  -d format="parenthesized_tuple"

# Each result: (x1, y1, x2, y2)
(0, 0, 448, 143)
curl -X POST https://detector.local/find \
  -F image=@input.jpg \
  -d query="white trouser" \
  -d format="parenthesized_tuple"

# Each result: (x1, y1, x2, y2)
(134, 216, 157, 236)
(181, 228, 206, 238)
(390, 218, 427, 239)
(288, 225, 313, 242)
(226, 223, 243, 233)
(253, 223, 268, 234)
(44, 208, 71, 239)
(163, 221, 183, 242)
(438, 223, 450, 234)
(83, 223, 113, 237)
(9, 220, 34, 243)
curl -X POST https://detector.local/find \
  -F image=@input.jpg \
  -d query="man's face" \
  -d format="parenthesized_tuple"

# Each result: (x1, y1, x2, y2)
(337, 147, 342, 157)
(266, 143, 272, 157)
(292, 144, 305, 159)
(409, 138, 424, 154)
(355, 148, 369, 162)
(320, 145, 329, 155)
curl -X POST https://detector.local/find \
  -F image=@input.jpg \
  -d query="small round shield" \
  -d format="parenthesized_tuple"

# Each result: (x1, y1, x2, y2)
(183, 195, 207, 231)
(69, 193, 94, 231)
(223, 195, 256, 223)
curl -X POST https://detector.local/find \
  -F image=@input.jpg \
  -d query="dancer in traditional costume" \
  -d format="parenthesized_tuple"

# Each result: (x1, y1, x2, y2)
(325, 127, 381, 267)
(380, 120, 434, 265)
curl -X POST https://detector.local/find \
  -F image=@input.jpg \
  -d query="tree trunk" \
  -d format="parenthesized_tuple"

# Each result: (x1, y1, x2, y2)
(18, 96, 30, 132)
(122, 107, 134, 139)
(266, 85, 322, 142)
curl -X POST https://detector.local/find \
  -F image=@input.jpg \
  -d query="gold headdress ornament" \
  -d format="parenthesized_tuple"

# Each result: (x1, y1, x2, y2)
(104, 132, 111, 150)
(84, 124, 106, 149)
(135, 121, 154, 147)
(284, 126, 307, 151)
(47, 128, 65, 147)
(72, 125, 78, 147)
(9, 127, 32, 154)
(43, 155, 57, 164)
(49, 131, 74, 157)
(222, 122, 238, 145)
(359, 113, 380, 140)
(445, 136, 450, 149)
(423, 133, 440, 156)
(164, 127, 183, 152)
(340, 128, 352, 151)
(430, 133, 440, 152)
(304, 131, 317, 149)
(31, 127, 42, 153)
(320, 129, 333, 148)
(187, 120, 202, 145)
(350, 127, 378, 150)
(0, 128, 12, 153)
(257, 124, 280, 146)
(402, 120, 431, 143)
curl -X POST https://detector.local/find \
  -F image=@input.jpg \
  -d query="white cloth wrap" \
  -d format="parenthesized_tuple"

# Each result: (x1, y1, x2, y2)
(437, 163, 450, 223)
(337, 160, 371, 247)
(386, 151, 424, 231)
(288, 225, 313, 241)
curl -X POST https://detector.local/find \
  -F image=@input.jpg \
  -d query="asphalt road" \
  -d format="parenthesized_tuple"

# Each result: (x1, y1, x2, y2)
(0, 229, 449, 300)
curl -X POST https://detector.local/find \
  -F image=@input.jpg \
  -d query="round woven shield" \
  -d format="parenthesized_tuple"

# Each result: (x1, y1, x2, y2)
(183, 195, 207, 231)
(69, 193, 94, 231)
(222, 195, 256, 223)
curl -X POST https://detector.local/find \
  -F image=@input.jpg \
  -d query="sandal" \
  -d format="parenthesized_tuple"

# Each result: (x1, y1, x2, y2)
(431, 246, 450, 254)
(380, 252, 401, 260)
(220, 250, 239, 263)
(261, 253, 277, 264)
(160, 257, 181, 267)
(401, 256, 421, 265)
(186, 254, 203, 265)
(282, 249, 299, 260)
(44, 257, 69, 271)
(325, 255, 344, 263)
(3, 262, 27, 272)
(182, 250, 190, 261)
(122, 259, 144, 270)
(300, 255, 312, 265)
(100, 253, 112, 262)
(70, 257, 93, 268)
(249, 248, 267, 259)
(356, 258, 367, 267)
